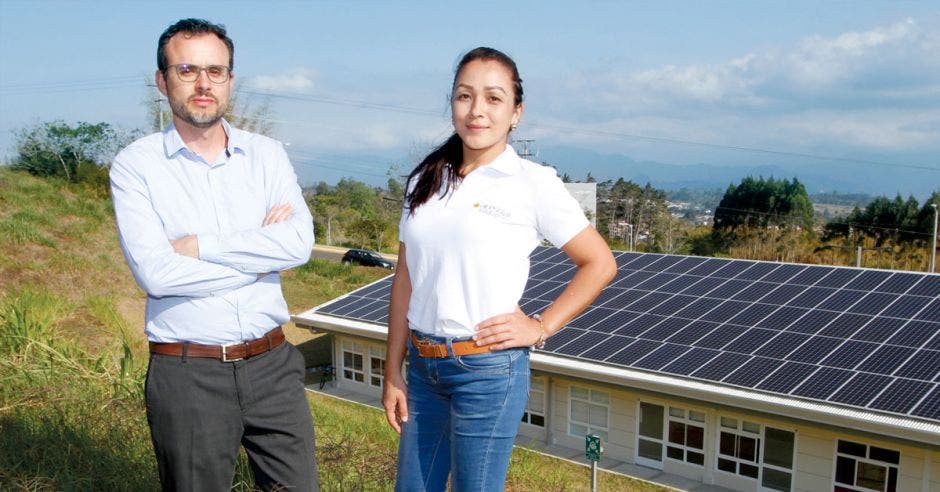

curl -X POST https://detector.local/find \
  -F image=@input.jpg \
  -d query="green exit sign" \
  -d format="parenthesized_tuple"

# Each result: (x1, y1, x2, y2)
(585, 434, 602, 461)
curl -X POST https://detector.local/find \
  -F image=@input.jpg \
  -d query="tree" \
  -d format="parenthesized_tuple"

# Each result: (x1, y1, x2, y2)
(12, 121, 139, 191)
(709, 176, 814, 259)
(307, 175, 403, 252)
(713, 176, 813, 233)
(594, 178, 672, 251)
(824, 193, 934, 247)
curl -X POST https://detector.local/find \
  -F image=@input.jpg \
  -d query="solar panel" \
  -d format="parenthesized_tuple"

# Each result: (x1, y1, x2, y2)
(661, 347, 721, 376)
(786, 336, 843, 364)
(311, 246, 940, 423)
(829, 373, 894, 407)
(691, 352, 751, 381)
(724, 357, 783, 387)
(756, 362, 818, 393)
(634, 343, 691, 370)
(791, 367, 855, 399)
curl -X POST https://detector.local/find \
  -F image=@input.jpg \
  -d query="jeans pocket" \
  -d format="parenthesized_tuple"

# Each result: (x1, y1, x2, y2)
(455, 349, 517, 373)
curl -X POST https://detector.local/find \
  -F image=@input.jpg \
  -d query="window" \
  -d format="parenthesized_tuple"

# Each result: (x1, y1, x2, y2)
(666, 407, 706, 466)
(341, 340, 364, 383)
(637, 403, 706, 469)
(522, 377, 546, 427)
(833, 439, 899, 492)
(568, 385, 608, 442)
(718, 417, 762, 479)
(637, 402, 664, 469)
(369, 347, 386, 388)
(716, 417, 795, 491)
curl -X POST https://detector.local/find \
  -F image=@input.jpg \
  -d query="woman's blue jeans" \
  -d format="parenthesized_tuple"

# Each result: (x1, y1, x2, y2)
(395, 331, 530, 492)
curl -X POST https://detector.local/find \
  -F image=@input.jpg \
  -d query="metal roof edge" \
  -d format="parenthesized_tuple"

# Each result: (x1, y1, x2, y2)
(292, 311, 940, 446)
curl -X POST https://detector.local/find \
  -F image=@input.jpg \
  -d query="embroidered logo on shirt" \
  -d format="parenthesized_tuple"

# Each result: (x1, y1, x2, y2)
(474, 202, 511, 219)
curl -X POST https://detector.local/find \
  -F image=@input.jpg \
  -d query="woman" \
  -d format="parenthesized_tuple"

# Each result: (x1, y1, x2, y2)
(382, 47, 616, 491)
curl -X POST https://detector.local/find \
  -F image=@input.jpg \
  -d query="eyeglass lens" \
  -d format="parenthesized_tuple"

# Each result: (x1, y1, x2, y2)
(174, 64, 230, 83)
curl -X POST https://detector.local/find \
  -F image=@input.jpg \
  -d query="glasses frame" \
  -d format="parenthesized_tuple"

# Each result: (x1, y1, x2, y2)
(165, 64, 232, 84)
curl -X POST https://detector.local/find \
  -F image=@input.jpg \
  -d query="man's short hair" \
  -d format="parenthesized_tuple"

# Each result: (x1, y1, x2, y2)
(157, 18, 235, 72)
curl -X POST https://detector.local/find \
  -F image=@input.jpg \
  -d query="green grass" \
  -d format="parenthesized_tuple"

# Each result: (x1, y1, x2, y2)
(0, 168, 667, 491)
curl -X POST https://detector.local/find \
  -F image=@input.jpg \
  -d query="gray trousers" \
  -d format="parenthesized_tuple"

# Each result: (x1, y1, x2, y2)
(145, 341, 319, 491)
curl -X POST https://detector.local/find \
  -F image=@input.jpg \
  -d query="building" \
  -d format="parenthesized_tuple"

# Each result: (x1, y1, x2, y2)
(293, 248, 940, 492)
(564, 182, 598, 228)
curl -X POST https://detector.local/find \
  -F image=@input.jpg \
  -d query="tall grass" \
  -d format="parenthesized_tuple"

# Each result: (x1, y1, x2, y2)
(0, 169, 665, 491)
(0, 287, 155, 490)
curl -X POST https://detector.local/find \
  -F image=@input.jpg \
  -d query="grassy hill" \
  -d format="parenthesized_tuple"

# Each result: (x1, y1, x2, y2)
(0, 167, 663, 491)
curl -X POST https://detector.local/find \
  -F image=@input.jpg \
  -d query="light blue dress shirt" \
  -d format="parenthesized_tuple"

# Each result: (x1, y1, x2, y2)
(110, 120, 314, 344)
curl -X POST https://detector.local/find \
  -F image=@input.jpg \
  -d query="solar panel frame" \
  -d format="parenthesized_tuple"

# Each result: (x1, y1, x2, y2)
(312, 247, 940, 424)
(791, 366, 855, 400)
(828, 373, 895, 407)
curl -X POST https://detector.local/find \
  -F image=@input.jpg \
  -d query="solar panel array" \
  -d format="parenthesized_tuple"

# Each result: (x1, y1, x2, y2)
(314, 246, 940, 422)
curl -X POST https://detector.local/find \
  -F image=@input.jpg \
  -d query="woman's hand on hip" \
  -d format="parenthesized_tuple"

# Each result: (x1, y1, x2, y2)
(474, 306, 541, 350)
(382, 373, 408, 434)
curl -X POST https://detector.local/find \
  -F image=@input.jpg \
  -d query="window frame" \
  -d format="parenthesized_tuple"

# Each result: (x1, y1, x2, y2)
(714, 416, 796, 492)
(522, 376, 547, 428)
(567, 385, 609, 442)
(665, 406, 706, 467)
(369, 346, 386, 388)
(636, 401, 665, 470)
(832, 439, 900, 492)
(340, 340, 365, 384)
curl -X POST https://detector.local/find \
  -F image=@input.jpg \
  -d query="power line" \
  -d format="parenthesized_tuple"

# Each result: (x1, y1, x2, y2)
(526, 123, 939, 172)
(238, 87, 938, 173)
(2, 76, 937, 173)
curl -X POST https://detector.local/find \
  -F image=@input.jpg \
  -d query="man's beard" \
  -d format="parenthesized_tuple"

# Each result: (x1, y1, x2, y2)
(169, 94, 228, 128)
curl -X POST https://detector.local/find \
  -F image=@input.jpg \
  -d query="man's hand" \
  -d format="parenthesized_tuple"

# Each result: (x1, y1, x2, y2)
(170, 204, 292, 263)
(382, 373, 409, 434)
(170, 235, 199, 258)
(263, 203, 293, 226)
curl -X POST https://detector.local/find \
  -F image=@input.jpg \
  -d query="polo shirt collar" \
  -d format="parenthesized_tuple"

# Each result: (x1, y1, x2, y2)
(481, 144, 522, 176)
(162, 118, 242, 160)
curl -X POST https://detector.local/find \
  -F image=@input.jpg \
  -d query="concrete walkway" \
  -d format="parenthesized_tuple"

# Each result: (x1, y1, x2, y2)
(305, 382, 734, 492)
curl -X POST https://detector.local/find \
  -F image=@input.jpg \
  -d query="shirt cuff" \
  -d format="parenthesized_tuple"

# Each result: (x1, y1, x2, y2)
(198, 233, 221, 262)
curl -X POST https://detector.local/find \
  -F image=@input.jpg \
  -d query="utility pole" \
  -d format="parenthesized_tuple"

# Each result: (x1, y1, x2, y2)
(930, 203, 938, 273)
(513, 139, 536, 158)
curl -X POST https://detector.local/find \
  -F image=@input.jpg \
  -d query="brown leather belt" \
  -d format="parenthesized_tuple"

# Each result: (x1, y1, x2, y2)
(149, 327, 285, 362)
(411, 331, 494, 358)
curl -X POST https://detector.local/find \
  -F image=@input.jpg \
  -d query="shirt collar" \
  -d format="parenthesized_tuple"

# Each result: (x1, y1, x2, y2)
(162, 118, 242, 160)
(481, 144, 523, 176)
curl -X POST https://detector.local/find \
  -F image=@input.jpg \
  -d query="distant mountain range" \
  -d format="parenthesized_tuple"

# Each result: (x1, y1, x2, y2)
(537, 146, 937, 199)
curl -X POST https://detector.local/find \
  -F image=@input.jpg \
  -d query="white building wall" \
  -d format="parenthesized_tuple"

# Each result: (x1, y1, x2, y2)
(792, 433, 833, 492)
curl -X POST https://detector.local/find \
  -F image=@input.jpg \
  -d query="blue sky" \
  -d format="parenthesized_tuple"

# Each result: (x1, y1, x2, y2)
(1, 1, 938, 195)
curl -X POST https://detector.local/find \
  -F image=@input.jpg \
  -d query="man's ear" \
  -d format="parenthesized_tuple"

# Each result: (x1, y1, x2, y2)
(155, 69, 168, 97)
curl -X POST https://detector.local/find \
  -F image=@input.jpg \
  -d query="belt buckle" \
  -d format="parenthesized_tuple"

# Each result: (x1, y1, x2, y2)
(221, 342, 245, 362)
(413, 334, 431, 347)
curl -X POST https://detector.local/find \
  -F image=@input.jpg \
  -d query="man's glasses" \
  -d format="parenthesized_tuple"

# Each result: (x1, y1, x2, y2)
(166, 64, 232, 83)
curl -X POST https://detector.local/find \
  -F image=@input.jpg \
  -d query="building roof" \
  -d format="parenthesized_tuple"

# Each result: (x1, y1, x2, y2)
(293, 247, 940, 445)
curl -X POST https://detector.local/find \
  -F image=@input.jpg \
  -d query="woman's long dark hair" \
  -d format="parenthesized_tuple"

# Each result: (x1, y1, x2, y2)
(404, 47, 524, 214)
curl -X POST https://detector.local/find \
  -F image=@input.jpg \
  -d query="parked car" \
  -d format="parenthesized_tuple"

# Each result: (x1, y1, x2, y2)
(341, 248, 395, 269)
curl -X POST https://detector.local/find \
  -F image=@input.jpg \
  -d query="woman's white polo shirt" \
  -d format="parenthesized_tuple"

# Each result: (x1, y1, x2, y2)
(399, 145, 589, 339)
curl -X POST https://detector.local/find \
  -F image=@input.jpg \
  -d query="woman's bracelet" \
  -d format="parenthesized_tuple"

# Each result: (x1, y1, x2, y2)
(531, 313, 547, 350)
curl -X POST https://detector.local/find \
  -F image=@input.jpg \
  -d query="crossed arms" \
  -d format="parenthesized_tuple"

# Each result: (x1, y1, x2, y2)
(110, 147, 314, 299)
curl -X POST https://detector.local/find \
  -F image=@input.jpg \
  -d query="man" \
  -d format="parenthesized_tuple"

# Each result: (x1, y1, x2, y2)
(110, 18, 318, 491)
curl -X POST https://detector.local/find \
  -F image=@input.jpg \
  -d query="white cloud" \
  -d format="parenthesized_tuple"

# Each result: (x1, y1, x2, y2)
(785, 18, 917, 87)
(776, 108, 940, 149)
(248, 69, 317, 92)
(537, 16, 940, 157)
